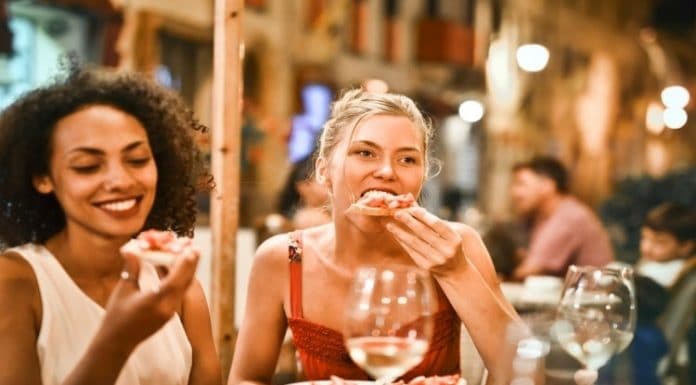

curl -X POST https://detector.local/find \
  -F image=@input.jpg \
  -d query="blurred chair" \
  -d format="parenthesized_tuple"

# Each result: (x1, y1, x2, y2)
(657, 265, 696, 384)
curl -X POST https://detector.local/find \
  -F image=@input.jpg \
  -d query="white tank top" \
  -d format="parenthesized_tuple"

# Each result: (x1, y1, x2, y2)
(9, 244, 192, 385)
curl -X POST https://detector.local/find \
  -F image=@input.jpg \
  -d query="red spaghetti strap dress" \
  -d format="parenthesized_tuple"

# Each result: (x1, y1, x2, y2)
(286, 231, 461, 381)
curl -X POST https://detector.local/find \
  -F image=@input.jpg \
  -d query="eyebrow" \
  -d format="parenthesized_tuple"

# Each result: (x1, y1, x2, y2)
(67, 141, 148, 156)
(351, 139, 421, 153)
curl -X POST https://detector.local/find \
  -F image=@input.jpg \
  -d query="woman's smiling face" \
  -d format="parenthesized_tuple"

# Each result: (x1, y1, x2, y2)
(33, 104, 158, 241)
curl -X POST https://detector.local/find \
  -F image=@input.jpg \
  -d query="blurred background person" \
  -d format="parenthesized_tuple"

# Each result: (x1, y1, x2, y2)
(276, 154, 330, 230)
(634, 202, 696, 384)
(509, 156, 614, 280)
(636, 202, 696, 288)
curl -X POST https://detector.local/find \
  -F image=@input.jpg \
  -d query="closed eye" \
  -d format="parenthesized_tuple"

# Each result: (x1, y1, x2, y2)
(71, 165, 100, 174)
(128, 157, 152, 167)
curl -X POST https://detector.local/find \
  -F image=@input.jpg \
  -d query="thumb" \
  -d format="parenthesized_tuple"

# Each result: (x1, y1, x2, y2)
(106, 253, 142, 309)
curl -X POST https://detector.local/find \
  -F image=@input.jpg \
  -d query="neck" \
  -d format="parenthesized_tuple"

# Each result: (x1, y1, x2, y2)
(332, 217, 410, 267)
(535, 193, 565, 222)
(45, 229, 128, 280)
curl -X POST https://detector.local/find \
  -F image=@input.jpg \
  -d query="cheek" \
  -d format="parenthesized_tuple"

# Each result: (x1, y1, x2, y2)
(142, 164, 158, 189)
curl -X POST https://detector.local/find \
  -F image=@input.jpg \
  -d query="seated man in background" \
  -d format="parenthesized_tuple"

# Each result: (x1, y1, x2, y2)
(509, 156, 613, 280)
(637, 202, 696, 288)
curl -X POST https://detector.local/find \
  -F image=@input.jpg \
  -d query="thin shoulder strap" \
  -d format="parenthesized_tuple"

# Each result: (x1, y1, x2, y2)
(288, 230, 303, 318)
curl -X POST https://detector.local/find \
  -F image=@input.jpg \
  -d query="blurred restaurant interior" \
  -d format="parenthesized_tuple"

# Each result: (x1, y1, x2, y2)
(0, 0, 695, 384)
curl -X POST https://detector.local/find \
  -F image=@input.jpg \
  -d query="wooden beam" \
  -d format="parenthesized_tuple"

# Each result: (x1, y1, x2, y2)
(211, 0, 243, 377)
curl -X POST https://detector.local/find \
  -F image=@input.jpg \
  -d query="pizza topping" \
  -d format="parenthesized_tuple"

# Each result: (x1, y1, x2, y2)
(356, 191, 416, 209)
(120, 229, 193, 266)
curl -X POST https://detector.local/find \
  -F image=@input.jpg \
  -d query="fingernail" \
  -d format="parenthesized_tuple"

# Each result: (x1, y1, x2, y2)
(386, 223, 395, 232)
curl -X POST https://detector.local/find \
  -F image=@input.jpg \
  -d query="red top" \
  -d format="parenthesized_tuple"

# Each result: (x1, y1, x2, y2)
(287, 231, 461, 381)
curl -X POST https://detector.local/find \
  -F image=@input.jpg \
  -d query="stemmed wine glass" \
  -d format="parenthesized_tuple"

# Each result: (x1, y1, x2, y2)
(344, 265, 435, 383)
(551, 265, 637, 385)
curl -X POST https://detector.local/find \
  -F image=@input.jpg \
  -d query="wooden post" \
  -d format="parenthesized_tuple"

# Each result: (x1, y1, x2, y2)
(211, 0, 243, 377)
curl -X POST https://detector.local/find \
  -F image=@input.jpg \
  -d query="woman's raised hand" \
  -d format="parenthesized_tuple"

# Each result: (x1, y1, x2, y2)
(386, 207, 467, 276)
(98, 247, 200, 353)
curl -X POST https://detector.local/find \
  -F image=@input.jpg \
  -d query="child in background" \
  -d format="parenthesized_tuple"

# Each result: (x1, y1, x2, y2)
(637, 202, 696, 288)
(635, 202, 696, 383)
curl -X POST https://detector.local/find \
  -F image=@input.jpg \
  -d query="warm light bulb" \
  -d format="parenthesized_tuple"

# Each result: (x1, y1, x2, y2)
(458, 100, 484, 123)
(663, 108, 687, 129)
(645, 102, 665, 134)
(661, 86, 690, 109)
(516, 44, 550, 72)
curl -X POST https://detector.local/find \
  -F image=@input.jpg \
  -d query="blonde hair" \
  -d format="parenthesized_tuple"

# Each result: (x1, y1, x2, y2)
(316, 88, 438, 177)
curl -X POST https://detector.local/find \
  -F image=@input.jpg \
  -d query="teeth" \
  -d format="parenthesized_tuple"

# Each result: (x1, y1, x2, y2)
(100, 199, 136, 212)
(364, 189, 395, 196)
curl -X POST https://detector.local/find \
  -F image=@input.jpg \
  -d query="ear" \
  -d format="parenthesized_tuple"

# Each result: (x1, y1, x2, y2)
(678, 240, 695, 258)
(540, 176, 557, 195)
(32, 175, 54, 194)
(314, 157, 331, 189)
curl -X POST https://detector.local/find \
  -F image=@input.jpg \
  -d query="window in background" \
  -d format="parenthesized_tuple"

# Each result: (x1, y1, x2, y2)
(0, 3, 88, 108)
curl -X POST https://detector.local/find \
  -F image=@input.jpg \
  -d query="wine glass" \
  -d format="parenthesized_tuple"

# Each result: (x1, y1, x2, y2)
(604, 263, 637, 353)
(551, 265, 637, 385)
(344, 265, 434, 383)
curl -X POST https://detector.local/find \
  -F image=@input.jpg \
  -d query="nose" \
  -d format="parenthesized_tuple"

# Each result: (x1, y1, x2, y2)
(373, 159, 396, 180)
(103, 163, 136, 191)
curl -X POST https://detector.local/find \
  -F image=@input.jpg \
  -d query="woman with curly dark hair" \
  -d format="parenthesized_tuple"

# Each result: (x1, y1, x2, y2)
(0, 65, 220, 385)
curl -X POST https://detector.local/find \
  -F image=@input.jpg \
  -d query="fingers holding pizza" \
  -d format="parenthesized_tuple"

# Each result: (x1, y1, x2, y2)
(119, 229, 200, 291)
(383, 206, 468, 276)
(120, 229, 196, 267)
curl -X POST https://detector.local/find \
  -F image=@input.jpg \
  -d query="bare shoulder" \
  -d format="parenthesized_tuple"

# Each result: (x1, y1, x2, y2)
(254, 232, 293, 266)
(248, 232, 295, 292)
(254, 224, 333, 263)
(447, 221, 484, 242)
(0, 250, 41, 328)
(0, 250, 40, 292)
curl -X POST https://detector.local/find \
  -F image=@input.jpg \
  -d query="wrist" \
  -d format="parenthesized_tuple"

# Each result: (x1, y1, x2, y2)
(90, 328, 137, 361)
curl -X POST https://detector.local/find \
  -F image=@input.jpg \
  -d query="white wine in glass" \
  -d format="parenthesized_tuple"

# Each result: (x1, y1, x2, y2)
(552, 265, 637, 385)
(344, 265, 434, 382)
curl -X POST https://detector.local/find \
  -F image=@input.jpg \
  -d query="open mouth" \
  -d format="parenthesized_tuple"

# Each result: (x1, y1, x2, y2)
(360, 189, 398, 198)
(96, 197, 141, 212)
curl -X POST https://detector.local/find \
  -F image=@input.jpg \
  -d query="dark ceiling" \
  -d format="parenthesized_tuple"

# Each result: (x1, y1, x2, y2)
(650, 0, 696, 36)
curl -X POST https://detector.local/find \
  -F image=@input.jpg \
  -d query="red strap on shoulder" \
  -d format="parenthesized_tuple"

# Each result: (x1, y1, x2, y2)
(288, 231, 303, 318)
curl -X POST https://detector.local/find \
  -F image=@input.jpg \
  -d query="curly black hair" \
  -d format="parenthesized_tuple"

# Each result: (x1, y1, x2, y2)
(0, 64, 213, 246)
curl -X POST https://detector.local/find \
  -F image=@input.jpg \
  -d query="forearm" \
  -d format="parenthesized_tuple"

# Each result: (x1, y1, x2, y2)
(435, 265, 521, 384)
(61, 331, 135, 385)
(512, 259, 544, 281)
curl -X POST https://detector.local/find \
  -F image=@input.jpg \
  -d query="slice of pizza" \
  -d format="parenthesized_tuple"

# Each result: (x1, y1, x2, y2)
(349, 190, 416, 216)
(120, 229, 193, 266)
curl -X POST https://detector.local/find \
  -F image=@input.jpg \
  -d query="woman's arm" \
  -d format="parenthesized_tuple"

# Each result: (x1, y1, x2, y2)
(0, 246, 201, 385)
(226, 235, 290, 385)
(0, 253, 44, 385)
(387, 208, 522, 384)
(182, 280, 222, 385)
(61, 248, 202, 385)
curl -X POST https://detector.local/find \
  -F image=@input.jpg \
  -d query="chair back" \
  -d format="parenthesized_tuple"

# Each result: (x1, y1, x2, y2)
(657, 264, 696, 381)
